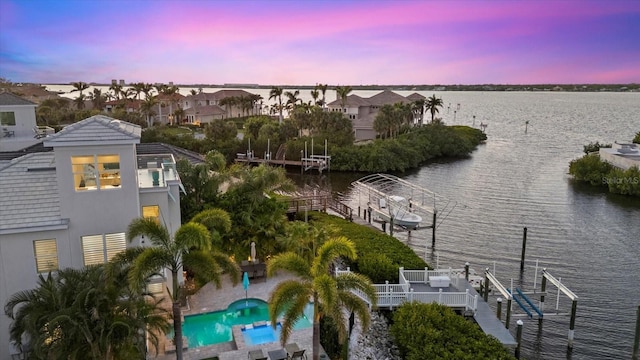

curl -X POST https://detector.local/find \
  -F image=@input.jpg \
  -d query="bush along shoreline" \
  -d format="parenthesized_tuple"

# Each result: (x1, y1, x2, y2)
(568, 139, 640, 197)
(330, 124, 487, 172)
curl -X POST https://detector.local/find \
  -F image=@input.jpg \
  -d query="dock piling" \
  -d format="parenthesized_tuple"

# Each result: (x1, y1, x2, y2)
(520, 227, 527, 272)
(497, 297, 503, 320)
(633, 305, 639, 360)
(432, 211, 437, 247)
(568, 299, 577, 349)
(464, 262, 470, 282)
(516, 320, 524, 359)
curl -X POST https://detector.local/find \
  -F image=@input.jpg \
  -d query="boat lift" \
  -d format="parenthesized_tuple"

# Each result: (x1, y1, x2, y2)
(351, 173, 458, 244)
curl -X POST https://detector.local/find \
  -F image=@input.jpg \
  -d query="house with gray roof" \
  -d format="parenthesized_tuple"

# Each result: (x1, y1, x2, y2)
(0, 115, 184, 359)
(0, 92, 42, 152)
(326, 90, 425, 141)
(181, 89, 261, 123)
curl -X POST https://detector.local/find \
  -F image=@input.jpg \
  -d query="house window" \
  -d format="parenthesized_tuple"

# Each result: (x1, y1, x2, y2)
(142, 205, 160, 222)
(72, 154, 120, 191)
(0, 111, 16, 126)
(33, 239, 58, 273)
(81, 232, 126, 266)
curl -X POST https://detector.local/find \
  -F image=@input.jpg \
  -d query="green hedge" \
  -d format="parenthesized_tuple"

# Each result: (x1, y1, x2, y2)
(569, 153, 640, 196)
(330, 124, 486, 172)
(309, 212, 428, 283)
(390, 302, 515, 360)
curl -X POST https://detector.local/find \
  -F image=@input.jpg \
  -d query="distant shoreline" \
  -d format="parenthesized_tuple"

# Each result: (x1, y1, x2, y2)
(27, 83, 640, 93)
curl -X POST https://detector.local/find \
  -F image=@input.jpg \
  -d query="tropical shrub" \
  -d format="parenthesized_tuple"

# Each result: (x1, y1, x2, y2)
(633, 131, 640, 144)
(569, 153, 613, 186)
(309, 212, 428, 283)
(390, 302, 515, 360)
(582, 141, 611, 154)
(605, 166, 640, 196)
(358, 253, 398, 283)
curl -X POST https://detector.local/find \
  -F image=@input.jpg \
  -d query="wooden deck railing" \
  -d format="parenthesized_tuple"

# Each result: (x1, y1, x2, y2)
(335, 267, 478, 312)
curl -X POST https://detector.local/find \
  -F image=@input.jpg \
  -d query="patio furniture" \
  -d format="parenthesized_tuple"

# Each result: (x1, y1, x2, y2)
(248, 349, 267, 360)
(268, 348, 287, 360)
(285, 343, 307, 360)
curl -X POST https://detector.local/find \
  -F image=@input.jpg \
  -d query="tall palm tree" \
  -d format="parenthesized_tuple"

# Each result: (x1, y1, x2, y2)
(268, 236, 376, 360)
(425, 94, 444, 124)
(310, 89, 320, 106)
(71, 81, 90, 110)
(89, 88, 105, 110)
(316, 84, 328, 107)
(109, 83, 123, 100)
(140, 95, 158, 128)
(284, 90, 301, 113)
(412, 98, 425, 126)
(124, 215, 240, 360)
(269, 86, 284, 124)
(335, 85, 352, 110)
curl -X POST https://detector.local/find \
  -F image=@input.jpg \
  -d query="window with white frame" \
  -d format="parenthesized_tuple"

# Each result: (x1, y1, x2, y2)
(0, 111, 16, 126)
(33, 239, 58, 273)
(72, 154, 121, 191)
(81, 232, 126, 266)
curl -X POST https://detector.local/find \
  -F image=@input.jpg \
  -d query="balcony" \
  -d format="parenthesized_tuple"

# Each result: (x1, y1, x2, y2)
(137, 154, 180, 189)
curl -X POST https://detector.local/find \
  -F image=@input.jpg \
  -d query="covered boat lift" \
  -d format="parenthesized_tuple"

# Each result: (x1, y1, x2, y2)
(351, 173, 458, 244)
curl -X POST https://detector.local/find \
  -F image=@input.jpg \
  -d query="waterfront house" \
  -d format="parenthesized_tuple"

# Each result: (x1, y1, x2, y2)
(326, 90, 425, 141)
(0, 115, 189, 360)
(181, 89, 261, 122)
(0, 92, 54, 152)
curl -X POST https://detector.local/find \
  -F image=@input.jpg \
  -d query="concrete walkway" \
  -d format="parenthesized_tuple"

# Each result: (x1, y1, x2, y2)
(151, 270, 327, 360)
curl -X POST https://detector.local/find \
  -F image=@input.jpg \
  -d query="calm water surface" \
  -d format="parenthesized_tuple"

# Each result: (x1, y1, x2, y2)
(50, 84, 639, 359)
(294, 91, 640, 360)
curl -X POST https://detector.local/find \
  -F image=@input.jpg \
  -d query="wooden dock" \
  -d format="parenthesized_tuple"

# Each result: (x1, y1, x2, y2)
(235, 153, 330, 173)
(282, 195, 353, 220)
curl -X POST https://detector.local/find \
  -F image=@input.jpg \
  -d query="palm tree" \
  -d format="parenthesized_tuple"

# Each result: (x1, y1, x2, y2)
(335, 85, 352, 110)
(89, 88, 105, 110)
(4, 265, 168, 359)
(71, 81, 90, 110)
(425, 94, 444, 124)
(124, 215, 240, 360)
(267, 236, 377, 360)
(109, 83, 123, 100)
(284, 90, 301, 113)
(140, 96, 158, 128)
(412, 98, 425, 126)
(316, 84, 328, 107)
(310, 89, 320, 106)
(269, 86, 284, 124)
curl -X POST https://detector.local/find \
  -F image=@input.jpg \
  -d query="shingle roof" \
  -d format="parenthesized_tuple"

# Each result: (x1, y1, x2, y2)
(326, 94, 371, 107)
(367, 90, 411, 106)
(0, 92, 37, 106)
(184, 104, 226, 116)
(43, 115, 141, 146)
(211, 89, 255, 100)
(407, 93, 426, 101)
(0, 152, 65, 231)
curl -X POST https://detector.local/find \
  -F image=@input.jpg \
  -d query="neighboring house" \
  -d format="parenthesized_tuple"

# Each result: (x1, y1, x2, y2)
(184, 104, 226, 125)
(154, 93, 186, 125)
(0, 92, 47, 152)
(326, 90, 425, 141)
(0, 115, 187, 359)
(181, 89, 261, 121)
(103, 98, 142, 113)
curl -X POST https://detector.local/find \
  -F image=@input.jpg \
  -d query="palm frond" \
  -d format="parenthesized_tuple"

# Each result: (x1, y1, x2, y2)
(312, 236, 357, 276)
(267, 252, 311, 279)
(336, 272, 378, 308)
(126, 218, 170, 247)
(268, 280, 312, 327)
(174, 222, 211, 250)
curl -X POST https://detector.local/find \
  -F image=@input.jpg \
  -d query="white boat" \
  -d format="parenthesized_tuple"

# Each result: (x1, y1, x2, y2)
(378, 195, 422, 229)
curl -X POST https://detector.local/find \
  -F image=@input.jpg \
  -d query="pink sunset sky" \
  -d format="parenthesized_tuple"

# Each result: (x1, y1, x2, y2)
(1, 0, 639, 86)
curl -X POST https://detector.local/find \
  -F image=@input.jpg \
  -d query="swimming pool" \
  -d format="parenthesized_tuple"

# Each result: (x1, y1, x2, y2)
(179, 298, 313, 348)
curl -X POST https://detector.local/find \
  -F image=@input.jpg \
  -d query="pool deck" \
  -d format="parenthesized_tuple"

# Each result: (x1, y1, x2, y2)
(151, 270, 327, 360)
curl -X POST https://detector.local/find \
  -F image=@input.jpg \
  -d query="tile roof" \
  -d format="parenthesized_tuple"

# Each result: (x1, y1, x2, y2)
(184, 104, 226, 116)
(0, 92, 37, 106)
(0, 152, 65, 231)
(326, 94, 371, 107)
(136, 143, 205, 164)
(407, 93, 426, 101)
(367, 90, 411, 106)
(43, 115, 141, 146)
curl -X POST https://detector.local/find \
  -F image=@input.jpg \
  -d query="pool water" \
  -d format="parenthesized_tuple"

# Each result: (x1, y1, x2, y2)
(179, 298, 313, 348)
